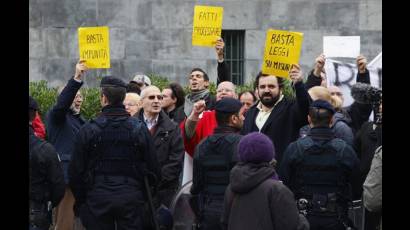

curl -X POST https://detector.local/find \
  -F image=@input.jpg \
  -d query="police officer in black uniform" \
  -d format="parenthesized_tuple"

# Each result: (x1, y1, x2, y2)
(29, 96, 65, 230)
(279, 100, 360, 230)
(190, 97, 244, 230)
(68, 77, 160, 230)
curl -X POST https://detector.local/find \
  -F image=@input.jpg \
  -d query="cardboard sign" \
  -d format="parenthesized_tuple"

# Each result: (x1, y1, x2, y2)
(323, 36, 360, 58)
(262, 29, 303, 78)
(192, 5, 223, 47)
(78, 26, 110, 68)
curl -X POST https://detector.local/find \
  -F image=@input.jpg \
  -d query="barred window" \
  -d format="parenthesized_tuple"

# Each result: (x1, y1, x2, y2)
(222, 30, 245, 85)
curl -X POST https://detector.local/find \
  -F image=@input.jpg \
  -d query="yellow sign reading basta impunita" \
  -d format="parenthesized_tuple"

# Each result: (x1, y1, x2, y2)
(78, 26, 110, 69)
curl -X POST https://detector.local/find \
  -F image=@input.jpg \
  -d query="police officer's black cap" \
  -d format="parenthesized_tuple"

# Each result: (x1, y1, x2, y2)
(310, 99, 335, 114)
(29, 96, 38, 111)
(100, 76, 127, 88)
(215, 97, 242, 114)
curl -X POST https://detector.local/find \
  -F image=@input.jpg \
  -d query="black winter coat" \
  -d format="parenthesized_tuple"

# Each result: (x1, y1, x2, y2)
(222, 162, 309, 230)
(30, 126, 65, 208)
(354, 122, 382, 191)
(166, 105, 186, 125)
(68, 105, 160, 205)
(137, 109, 184, 190)
(46, 78, 86, 183)
(241, 81, 310, 167)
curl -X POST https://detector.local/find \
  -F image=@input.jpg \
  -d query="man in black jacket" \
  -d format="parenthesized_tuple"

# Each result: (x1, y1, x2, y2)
(30, 96, 65, 230)
(46, 60, 87, 229)
(68, 77, 160, 230)
(279, 100, 360, 230)
(241, 64, 310, 168)
(137, 85, 185, 208)
(190, 97, 244, 230)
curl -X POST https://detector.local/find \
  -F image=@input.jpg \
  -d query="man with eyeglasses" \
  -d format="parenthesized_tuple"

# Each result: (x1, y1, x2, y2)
(136, 86, 185, 211)
(182, 81, 239, 156)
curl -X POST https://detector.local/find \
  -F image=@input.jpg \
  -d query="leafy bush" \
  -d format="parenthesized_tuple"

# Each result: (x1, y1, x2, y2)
(79, 87, 102, 120)
(29, 80, 102, 120)
(29, 74, 296, 120)
(29, 81, 57, 117)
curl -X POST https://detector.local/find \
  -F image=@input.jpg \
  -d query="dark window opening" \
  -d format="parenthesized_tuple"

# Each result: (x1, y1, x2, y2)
(222, 30, 245, 85)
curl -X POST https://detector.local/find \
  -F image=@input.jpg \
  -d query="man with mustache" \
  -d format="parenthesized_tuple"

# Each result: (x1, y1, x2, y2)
(241, 65, 310, 168)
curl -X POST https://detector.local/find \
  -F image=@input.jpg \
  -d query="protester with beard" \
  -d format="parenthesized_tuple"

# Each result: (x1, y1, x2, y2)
(47, 60, 88, 230)
(241, 65, 310, 168)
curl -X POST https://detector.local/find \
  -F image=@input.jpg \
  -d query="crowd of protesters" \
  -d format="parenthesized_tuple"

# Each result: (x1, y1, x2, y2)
(30, 37, 382, 230)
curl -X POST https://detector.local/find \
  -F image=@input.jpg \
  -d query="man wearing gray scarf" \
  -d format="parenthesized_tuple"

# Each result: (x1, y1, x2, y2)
(184, 38, 231, 117)
(184, 68, 215, 117)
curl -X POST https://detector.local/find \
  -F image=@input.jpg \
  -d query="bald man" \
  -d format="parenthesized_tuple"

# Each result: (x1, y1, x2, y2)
(136, 86, 184, 209)
(181, 81, 241, 156)
(123, 92, 141, 116)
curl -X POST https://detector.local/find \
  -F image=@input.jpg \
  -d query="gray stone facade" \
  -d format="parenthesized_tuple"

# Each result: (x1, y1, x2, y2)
(29, 0, 382, 88)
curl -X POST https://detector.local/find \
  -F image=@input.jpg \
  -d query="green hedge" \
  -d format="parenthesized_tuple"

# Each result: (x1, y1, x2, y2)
(30, 75, 295, 120)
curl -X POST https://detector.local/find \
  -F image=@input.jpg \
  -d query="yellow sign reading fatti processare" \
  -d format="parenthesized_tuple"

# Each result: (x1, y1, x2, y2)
(262, 29, 304, 78)
(78, 26, 110, 68)
(192, 5, 223, 47)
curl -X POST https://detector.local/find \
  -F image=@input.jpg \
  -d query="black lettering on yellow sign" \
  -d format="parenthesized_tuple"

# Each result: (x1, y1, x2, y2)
(82, 49, 108, 60)
(270, 33, 295, 46)
(198, 12, 218, 21)
(269, 46, 290, 57)
(273, 61, 291, 71)
(86, 34, 104, 44)
(193, 27, 221, 36)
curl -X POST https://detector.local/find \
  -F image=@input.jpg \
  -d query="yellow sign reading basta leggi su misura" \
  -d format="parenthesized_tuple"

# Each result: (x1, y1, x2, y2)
(262, 29, 304, 78)
(78, 26, 110, 68)
(192, 5, 223, 47)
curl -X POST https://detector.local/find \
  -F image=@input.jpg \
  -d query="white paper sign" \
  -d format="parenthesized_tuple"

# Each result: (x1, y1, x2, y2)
(323, 36, 360, 58)
(324, 58, 382, 107)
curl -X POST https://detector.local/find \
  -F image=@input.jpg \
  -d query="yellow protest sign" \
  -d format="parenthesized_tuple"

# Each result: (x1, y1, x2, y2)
(192, 5, 223, 47)
(78, 26, 110, 69)
(262, 29, 303, 78)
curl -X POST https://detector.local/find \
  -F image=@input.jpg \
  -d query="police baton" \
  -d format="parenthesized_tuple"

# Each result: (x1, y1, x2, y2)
(144, 174, 160, 230)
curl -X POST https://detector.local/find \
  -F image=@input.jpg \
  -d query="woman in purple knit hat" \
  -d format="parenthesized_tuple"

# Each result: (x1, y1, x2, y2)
(221, 132, 309, 230)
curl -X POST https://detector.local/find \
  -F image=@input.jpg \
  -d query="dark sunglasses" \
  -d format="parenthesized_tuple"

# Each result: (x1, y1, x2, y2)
(148, 95, 163, 100)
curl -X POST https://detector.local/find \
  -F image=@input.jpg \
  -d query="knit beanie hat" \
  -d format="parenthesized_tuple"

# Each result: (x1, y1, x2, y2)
(238, 132, 275, 163)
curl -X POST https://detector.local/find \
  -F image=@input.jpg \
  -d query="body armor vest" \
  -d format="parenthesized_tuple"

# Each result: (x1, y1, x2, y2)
(88, 116, 143, 180)
(292, 137, 350, 216)
(197, 133, 241, 196)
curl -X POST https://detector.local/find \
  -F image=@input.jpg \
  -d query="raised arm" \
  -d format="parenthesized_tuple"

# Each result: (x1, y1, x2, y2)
(216, 38, 231, 84)
(290, 64, 310, 127)
(48, 61, 87, 124)
(305, 54, 326, 90)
